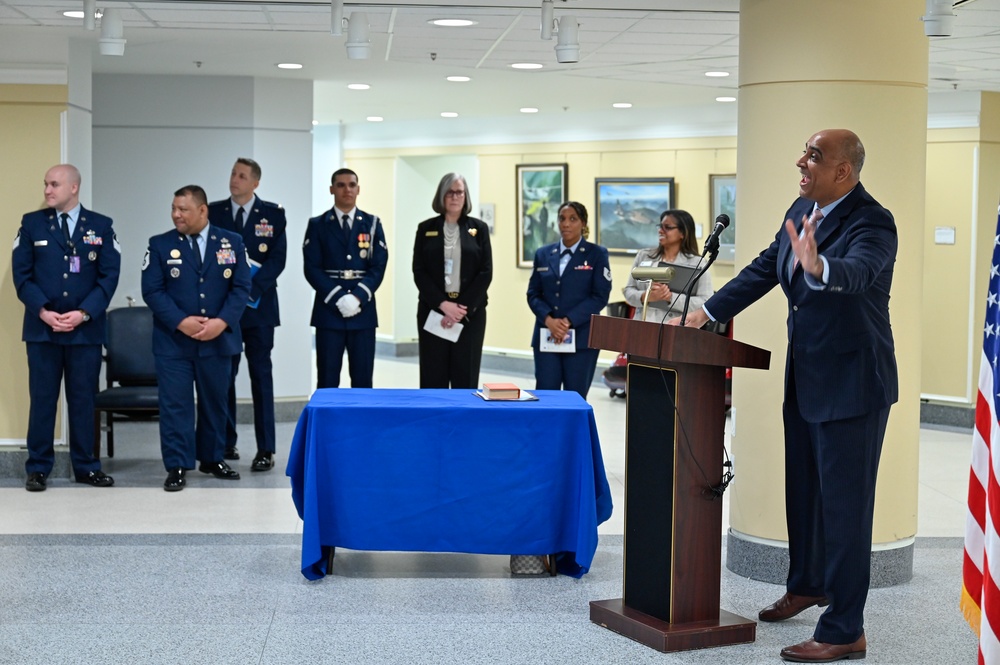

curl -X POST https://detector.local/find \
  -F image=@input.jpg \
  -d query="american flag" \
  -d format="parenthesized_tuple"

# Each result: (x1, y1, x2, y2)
(963, 205, 1000, 663)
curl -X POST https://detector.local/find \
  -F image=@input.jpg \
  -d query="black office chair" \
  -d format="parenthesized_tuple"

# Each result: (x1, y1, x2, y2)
(93, 305, 159, 458)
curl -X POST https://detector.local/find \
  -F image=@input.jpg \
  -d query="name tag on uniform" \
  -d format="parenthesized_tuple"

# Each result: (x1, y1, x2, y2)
(34, 240, 48, 246)
(535, 266, 549, 272)
(167, 259, 183, 265)
(425, 231, 439, 237)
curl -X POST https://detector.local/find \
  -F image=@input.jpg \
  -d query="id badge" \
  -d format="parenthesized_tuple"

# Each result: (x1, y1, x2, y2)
(69, 255, 81, 273)
(444, 258, 454, 276)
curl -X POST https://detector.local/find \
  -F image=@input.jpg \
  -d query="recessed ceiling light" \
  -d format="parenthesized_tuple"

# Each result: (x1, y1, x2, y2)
(447, 76, 471, 82)
(440, 112, 459, 118)
(63, 10, 84, 18)
(520, 107, 539, 114)
(347, 83, 370, 90)
(612, 102, 632, 109)
(716, 96, 737, 103)
(367, 116, 384, 122)
(311, 120, 319, 126)
(511, 63, 544, 70)
(277, 63, 302, 70)
(705, 71, 730, 78)
(430, 19, 477, 27)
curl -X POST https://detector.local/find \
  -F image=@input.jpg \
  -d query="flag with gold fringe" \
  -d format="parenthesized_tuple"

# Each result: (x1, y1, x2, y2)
(963, 204, 1000, 663)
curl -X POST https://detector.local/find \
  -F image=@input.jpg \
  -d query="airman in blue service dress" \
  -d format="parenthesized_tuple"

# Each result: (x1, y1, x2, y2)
(527, 239, 612, 399)
(303, 207, 388, 388)
(12, 164, 120, 491)
(208, 192, 286, 470)
(142, 187, 251, 492)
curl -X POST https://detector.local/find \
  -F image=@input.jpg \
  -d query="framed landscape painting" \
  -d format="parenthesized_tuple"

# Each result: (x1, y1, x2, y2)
(516, 163, 568, 268)
(710, 174, 736, 263)
(594, 178, 675, 255)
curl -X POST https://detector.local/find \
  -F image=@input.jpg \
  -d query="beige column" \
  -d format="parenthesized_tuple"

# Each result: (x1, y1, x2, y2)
(727, 0, 926, 585)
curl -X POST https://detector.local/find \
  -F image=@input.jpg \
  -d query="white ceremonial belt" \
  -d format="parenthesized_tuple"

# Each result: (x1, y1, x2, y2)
(325, 269, 366, 279)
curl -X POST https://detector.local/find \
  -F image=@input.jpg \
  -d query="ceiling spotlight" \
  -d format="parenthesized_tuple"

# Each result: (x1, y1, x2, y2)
(511, 63, 543, 70)
(277, 63, 303, 70)
(540, 0, 554, 40)
(446, 76, 471, 82)
(430, 19, 476, 27)
(555, 16, 580, 64)
(441, 112, 459, 118)
(922, 0, 956, 37)
(98, 8, 126, 56)
(716, 96, 737, 103)
(345, 12, 371, 60)
(330, 0, 344, 36)
(612, 103, 632, 109)
(705, 71, 730, 78)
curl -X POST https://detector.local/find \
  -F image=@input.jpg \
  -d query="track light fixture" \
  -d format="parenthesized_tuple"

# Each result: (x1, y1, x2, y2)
(83, 0, 96, 31)
(330, 0, 344, 37)
(99, 8, 126, 56)
(345, 13, 371, 60)
(555, 16, 579, 63)
(540, 0, 554, 40)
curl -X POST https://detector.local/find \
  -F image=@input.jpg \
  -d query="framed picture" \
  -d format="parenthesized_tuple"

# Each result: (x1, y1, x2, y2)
(710, 174, 736, 263)
(516, 163, 568, 268)
(594, 178, 675, 255)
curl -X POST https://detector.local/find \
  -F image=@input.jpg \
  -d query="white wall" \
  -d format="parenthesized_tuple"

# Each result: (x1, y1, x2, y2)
(92, 73, 313, 402)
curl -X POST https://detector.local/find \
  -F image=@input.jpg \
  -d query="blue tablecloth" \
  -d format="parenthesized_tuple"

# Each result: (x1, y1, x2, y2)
(287, 389, 613, 580)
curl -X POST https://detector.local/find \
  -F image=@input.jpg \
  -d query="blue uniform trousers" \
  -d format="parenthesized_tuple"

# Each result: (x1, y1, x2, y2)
(156, 354, 232, 470)
(782, 361, 889, 645)
(225, 325, 276, 454)
(25, 342, 102, 477)
(316, 328, 376, 389)
(533, 346, 600, 400)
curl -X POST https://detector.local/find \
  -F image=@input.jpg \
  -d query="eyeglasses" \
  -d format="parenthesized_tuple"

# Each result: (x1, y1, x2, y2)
(444, 190, 466, 199)
(660, 224, 680, 231)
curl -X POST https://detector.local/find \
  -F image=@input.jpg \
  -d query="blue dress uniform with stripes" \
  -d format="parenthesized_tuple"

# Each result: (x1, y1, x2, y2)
(303, 207, 388, 388)
(208, 196, 286, 457)
(141, 225, 251, 471)
(12, 206, 120, 477)
(527, 240, 612, 399)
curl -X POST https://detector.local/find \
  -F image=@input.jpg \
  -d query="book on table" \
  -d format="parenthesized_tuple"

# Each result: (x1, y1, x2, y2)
(482, 382, 520, 400)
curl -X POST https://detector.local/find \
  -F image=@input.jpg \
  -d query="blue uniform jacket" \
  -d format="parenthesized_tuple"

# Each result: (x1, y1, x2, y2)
(705, 182, 898, 423)
(208, 196, 287, 329)
(12, 206, 121, 345)
(303, 207, 388, 331)
(140, 226, 252, 359)
(527, 240, 612, 350)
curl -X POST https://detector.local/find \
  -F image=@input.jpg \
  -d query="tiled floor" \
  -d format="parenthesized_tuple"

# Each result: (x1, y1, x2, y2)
(0, 357, 979, 663)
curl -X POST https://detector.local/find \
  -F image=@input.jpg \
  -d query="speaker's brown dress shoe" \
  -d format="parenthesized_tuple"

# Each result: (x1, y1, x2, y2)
(759, 593, 830, 622)
(780, 633, 866, 662)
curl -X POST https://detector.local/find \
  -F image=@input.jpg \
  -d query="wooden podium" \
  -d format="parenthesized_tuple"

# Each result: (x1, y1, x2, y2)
(588, 315, 770, 653)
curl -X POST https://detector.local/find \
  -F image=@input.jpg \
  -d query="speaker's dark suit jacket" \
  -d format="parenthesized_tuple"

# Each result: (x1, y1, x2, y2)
(704, 182, 898, 645)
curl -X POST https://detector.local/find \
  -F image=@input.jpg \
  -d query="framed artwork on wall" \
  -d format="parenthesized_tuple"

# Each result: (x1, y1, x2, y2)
(516, 163, 568, 268)
(593, 177, 675, 255)
(710, 174, 736, 263)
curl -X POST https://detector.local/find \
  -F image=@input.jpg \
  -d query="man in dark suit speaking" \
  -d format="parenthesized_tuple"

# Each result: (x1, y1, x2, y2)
(675, 129, 897, 663)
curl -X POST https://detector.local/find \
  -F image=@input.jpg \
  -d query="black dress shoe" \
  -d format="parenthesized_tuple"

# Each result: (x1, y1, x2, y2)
(251, 452, 274, 472)
(198, 460, 241, 480)
(25, 472, 47, 492)
(76, 470, 115, 487)
(164, 468, 186, 492)
(223, 447, 240, 460)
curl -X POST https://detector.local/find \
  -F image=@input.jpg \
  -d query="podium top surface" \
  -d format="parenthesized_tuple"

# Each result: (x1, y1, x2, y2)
(588, 315, 770, 370)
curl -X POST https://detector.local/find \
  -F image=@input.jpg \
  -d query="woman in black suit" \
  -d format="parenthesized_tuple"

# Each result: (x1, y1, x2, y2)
(412, 173, 493, 388)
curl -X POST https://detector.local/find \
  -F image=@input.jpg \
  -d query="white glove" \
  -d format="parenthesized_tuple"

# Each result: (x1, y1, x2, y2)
(336, 293, 362, 318)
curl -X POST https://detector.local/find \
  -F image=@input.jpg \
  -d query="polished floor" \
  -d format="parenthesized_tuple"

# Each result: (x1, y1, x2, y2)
(0, 358, 979, 664)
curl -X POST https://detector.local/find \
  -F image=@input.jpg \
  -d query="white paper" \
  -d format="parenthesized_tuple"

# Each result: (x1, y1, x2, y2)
(423, 310, 464, 343)
(539, 327, 576, 353)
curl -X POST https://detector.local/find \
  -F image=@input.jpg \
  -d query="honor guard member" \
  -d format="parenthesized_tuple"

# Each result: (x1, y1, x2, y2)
(208, 158, 287, 472)
(303, 168, 388, 388)
(142, 185, 251, 492)
(12, 164, 120, 491)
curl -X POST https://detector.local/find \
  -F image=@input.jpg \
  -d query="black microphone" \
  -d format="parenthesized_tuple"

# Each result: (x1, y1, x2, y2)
(703, 213, 730, 254)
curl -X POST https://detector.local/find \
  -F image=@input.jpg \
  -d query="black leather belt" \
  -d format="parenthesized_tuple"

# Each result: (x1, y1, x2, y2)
(325, 269, 366, 279)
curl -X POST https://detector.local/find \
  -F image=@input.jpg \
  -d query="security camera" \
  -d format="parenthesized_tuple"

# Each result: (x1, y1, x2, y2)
(922, 0, 956, 37)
